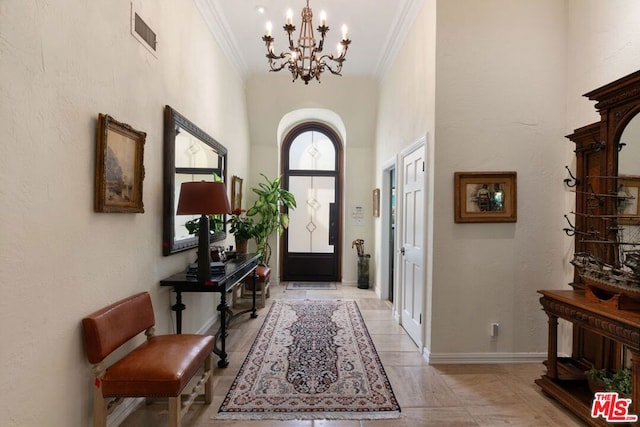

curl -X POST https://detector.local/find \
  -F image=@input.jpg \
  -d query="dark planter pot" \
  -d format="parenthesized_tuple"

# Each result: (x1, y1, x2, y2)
(357, 255, 371, 289)
(235, 239, 248, 253)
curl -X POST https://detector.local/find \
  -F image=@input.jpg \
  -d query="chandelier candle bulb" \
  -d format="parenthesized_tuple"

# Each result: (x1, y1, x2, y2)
(286, 9, 293, 25)
(320, 10, 326, 26)
(265, 21, 272, 37)
(341, 24, 348, 40)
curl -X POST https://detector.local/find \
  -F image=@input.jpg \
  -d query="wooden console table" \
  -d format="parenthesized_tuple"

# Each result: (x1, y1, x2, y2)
(536, 290, 640, 426)
(160, 252, 261, 368)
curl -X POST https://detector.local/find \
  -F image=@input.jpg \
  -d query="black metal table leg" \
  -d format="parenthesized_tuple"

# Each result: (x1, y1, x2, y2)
(251, 270, 258, 318)
(171, 291, 185, 334)
(216, 290, 229, 368)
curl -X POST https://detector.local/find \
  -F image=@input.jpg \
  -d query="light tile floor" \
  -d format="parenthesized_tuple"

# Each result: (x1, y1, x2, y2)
(121, 283, 587, 427)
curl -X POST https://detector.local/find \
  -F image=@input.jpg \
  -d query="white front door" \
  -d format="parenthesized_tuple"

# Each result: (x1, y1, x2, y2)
(400, 145, 425, 347)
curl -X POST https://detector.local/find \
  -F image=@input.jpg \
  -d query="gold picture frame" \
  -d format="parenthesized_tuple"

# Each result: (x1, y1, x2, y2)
(617, 175, 640, 225)
(231, 175, 243, 212)
(454, 171, 517, 223)
(94, 114, 146, 213)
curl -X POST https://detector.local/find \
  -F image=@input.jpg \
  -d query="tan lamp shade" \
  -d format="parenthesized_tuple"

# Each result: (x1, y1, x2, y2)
(176, 181, 231, 215)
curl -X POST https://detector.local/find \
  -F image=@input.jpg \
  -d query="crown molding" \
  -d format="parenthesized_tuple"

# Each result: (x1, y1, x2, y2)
(193, 0, 249, 80)
(374, 0, 425, 79)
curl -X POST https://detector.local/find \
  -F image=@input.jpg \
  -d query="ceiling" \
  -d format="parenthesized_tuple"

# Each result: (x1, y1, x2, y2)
(194, 0, 424, 80)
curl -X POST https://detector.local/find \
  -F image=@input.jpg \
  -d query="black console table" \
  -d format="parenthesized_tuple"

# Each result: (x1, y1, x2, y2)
(160, 252, 261, 367)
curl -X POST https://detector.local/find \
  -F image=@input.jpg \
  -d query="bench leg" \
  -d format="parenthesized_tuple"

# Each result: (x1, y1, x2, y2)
(260, 280, 270, 308)
(231, 286, 238, 308)
(205, 353, 213, 403)
(93, 382, 107, 427)
(168, 396, 181, 427)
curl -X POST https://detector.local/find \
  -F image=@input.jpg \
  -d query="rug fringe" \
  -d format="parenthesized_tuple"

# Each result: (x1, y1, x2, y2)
(215, 410, 401, 421)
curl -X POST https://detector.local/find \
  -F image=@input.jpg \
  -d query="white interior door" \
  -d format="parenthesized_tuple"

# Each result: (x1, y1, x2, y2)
(400, 146, 424, 347)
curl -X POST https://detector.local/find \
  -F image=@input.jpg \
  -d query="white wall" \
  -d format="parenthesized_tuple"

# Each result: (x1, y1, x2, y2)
(0, 0, 250, 425)
(431, 0, 568, 359)
(245, 73, 379, 283)
(376, 0, 569, 360)
(374, 0, 436, 333)
(566, 0, 640, 131)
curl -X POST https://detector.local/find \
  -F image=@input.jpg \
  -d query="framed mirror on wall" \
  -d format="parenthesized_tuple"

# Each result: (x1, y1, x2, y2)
(163, 105, 228, 255)
(617, 112, 640, 225)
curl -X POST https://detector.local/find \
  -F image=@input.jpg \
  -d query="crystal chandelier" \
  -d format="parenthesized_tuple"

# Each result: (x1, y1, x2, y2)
(261, 0, 351, 85)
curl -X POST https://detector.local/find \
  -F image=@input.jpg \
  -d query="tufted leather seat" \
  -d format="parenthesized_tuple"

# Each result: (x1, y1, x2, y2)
(99, 334, 213, 397)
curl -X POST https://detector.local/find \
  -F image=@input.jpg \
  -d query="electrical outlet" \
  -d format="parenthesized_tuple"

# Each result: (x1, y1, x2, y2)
(490, 323, 499, 337)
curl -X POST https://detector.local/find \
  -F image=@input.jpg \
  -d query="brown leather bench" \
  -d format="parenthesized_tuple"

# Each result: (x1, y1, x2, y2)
(81, 292, 214, 427)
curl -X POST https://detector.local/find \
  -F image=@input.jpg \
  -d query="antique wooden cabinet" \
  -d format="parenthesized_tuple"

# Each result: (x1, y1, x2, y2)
(537, 70, 640, 426)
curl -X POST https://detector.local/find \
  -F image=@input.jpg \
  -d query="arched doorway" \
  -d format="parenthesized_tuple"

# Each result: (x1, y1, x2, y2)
(281, 122, 343, 282)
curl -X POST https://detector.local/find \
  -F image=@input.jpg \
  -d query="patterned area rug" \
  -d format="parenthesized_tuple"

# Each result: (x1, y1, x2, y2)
(216, 299, 401, 420)
(285, 282, 337, 290)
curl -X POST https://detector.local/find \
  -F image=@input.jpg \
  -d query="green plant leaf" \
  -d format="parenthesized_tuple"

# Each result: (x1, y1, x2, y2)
(244, 174, 296, 266)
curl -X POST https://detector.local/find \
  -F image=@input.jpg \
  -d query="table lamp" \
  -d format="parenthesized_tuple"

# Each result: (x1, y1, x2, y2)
(176, 181, 231, 281)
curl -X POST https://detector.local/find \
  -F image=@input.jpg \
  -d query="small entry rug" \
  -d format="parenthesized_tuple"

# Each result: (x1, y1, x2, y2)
(216, 299, 401, 420)
(285, 282, 337, 290)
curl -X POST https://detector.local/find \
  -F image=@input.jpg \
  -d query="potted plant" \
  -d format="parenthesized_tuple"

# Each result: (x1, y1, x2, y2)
(245, 174, 296, 266)
(588, 367, 632, 396)
(227, 208, 254, 253)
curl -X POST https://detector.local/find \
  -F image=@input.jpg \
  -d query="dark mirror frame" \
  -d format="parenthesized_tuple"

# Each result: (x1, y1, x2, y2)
(163, 105, 228, 256)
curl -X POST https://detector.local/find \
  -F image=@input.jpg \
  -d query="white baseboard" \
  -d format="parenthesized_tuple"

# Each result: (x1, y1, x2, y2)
(107, 397, 144, 427)
(424, 351, 553, 364)
(197, 314, 217, 335)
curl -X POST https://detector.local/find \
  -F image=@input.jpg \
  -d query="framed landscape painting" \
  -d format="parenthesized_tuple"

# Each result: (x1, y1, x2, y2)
(94, 113, 146, 213)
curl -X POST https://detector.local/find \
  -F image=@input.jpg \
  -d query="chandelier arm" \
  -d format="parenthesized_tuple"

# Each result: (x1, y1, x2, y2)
(318, 55, 344, 76)
(269, 59, 289, 73)
(266, 51, 291, 72)
(287, 51, 302, 81)
(316, 25, 328, 52)
(285, 24, 296, 50)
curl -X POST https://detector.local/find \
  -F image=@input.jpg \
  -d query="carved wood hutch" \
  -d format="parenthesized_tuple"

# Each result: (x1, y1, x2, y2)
(537, 70, 640, 426)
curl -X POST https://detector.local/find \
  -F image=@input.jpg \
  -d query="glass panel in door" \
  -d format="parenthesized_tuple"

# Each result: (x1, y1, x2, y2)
(284, 175, 338, 281)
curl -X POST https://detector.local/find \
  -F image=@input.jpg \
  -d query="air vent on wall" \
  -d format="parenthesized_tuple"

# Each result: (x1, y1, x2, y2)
(130, 4, 158, 57)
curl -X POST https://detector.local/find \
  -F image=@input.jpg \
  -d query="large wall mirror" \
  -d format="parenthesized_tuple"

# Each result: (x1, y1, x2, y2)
(163, 105, 228, 255)
(616, 109, 640, 266)
(618, 110, 640, 177)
